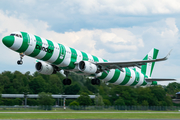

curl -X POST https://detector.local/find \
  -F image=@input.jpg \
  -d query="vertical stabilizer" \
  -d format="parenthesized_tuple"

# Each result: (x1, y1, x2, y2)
(141, 48, 159, 77)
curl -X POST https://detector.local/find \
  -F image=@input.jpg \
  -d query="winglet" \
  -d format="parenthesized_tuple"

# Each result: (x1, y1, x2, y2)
(164, 49, 172, 60)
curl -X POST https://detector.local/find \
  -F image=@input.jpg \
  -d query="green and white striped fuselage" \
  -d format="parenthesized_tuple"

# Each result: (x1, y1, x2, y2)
(2, 31, 157, 86)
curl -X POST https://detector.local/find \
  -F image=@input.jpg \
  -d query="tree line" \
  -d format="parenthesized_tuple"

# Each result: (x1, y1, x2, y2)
(0, 71, 178, 106)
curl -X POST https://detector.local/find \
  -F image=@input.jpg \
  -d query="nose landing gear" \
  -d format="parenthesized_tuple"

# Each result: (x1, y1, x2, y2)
(17, 53, 24, 65)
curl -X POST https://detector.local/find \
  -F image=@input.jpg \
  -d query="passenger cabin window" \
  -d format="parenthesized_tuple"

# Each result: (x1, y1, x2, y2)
(10, 34, 22, 38)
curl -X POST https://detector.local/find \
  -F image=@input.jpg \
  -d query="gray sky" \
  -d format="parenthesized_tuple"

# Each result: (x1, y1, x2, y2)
(0, 0, 179, 85)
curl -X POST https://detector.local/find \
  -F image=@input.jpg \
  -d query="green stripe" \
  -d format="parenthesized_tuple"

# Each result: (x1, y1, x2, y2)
(16, 32, 29, 53)
(29, 35, 42, 57)
(150, 49, 159, 77)
(81, 51, 88, 61)
(142, 75, 148, 86)
(92, 55, 99, 62)
(130, 70, 140, 86)
(141, 80, 147, 86)
(98, 71, 109, 79)
(103, 59, 108, 62)
(53, 44, 66, 65)
(141, 55, 148, 75)
(120, 68, 131, 85)
(151, 81, 157, 85)
(41, 40, 54, 61)
(108, 69, 120, 83)
(68, 48, 77, 69)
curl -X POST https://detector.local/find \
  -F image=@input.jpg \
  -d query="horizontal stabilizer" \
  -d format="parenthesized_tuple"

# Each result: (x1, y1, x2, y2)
(145, 78, 176, 82)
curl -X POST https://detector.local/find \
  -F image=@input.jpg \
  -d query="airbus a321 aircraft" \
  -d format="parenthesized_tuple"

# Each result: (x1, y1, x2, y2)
(2, 31, 174, 86)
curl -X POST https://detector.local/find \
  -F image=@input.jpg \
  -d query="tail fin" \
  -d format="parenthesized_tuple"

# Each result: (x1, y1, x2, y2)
(141, 48, 159, 77)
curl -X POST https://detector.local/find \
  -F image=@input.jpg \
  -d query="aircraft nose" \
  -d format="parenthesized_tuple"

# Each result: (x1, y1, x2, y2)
(2, 36, 14, 47)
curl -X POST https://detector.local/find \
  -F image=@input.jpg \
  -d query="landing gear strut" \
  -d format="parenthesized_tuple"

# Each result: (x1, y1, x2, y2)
(17, 53, 24, 65)
(91, 78, 100, 85)
(63, 71, 71, 85)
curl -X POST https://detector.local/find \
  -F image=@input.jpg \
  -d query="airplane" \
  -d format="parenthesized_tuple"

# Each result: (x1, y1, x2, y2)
(2, 31, 175, 86)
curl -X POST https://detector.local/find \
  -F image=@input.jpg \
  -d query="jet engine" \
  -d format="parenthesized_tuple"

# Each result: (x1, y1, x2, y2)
(35, 61, 55, 75)
(78, 61, 98, 74)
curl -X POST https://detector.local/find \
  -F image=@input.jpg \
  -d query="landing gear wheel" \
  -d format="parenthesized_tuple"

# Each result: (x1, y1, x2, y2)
(91, 79, 96, 85)
(96, 79, 100, 85)
(67, 79, 71, 85)
(63, 78, 71, 85)
(17, 60, 23, 65)
(17, 53, 24, 65)
(91, 78, 100, 85)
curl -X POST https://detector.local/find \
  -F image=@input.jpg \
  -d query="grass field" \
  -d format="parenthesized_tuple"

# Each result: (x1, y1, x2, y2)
(0, 111, 180, 119)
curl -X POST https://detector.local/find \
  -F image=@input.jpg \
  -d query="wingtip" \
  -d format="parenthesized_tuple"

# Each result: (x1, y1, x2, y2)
(164, 49, 173, 60)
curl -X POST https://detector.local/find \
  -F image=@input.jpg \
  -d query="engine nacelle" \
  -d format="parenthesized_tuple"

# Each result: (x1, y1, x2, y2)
(78, 61, 98, 74)
(35, 61, 55, 75)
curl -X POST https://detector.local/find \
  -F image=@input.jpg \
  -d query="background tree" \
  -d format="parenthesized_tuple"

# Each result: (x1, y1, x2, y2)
(77, 92, 92, 106)
(48, 74, 63, 94)
(64, 83, 81, 95)
(103, 99, 111, 106)
(94, 94, 104, 106)
(141, 100, 149, 106)
(29, 76, 47, 94)
(114, 97, 125, 106)
(38, 92, 55, 106)
(165, 82, 180, 95)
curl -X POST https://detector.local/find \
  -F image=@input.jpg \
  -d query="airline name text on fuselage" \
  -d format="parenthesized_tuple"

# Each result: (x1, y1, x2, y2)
(35, 44, 54, 54)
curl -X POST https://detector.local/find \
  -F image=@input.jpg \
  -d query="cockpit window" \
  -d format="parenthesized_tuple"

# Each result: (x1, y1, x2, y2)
(10, 34, 15, 36)
(10, 34, 22, 38)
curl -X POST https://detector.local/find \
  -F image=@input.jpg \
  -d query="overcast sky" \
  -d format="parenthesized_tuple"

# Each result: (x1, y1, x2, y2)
(0, 0, 180, 85)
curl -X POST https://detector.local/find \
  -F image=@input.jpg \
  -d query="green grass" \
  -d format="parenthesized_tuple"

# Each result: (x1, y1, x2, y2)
(0, 111, 180, 119)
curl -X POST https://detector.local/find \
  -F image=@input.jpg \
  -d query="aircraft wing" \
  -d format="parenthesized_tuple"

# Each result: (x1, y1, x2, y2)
(145, 78, 176, 82)
(95, 50, 172, 72)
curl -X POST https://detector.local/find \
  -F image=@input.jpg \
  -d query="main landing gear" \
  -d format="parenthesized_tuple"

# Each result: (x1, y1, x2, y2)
(17, 53, 24, 65)
(91, 78, 100, 85)
(63, 71, 71, 85)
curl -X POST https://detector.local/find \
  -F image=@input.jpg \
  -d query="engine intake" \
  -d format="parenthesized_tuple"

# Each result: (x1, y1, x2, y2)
(78, 61, 98, 74)
(35, 61, 55, 75)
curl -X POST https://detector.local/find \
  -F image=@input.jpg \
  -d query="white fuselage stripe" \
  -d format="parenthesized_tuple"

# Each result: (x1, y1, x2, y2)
(125, 69, 136, 86)
(75, 49, 83, 63)
(113, 68, 126, 85)
(103, 69, 115, 82)
(98, 57, 104, 62)
(87, 53, 94, 62)
(58, 46, 71, 67)
(24, 33, 36, 55)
